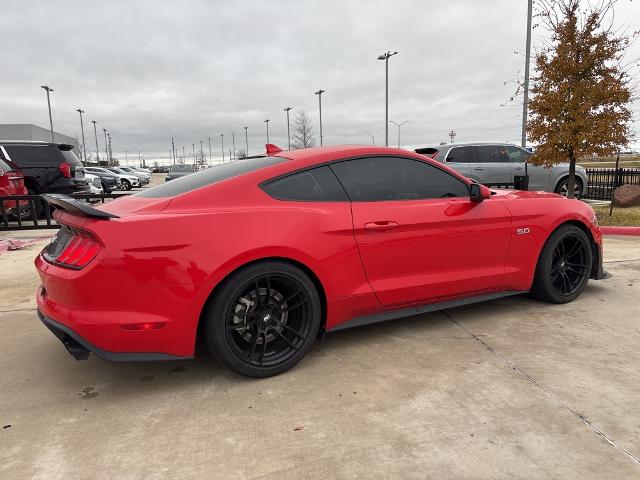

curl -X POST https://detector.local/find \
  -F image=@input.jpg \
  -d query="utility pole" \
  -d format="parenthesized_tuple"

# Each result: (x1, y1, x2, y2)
(102, 129, 108, 164)
(449, 129, 456, 143)
(314, 90, 325, 146)
(91, 120, 100, 164)
(76, 109, 87, 165)
(521, 0, 533, 148)
(244, 126, 249, 156)
(377, 51, 398, 146)
(284, 107, 292, 149)
(220, 134, 225, 162)
(40, 85, 55, 142)
(390, 120, 409, 148)
(208, 137, 212, 164)
(264, 119, 270, 144)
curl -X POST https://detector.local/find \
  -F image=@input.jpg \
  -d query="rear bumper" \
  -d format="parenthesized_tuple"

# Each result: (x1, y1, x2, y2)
(38, 310, 192, 362)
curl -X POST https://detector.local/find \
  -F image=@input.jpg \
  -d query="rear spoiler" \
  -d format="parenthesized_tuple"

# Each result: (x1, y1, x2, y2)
(43, 194, 119, 219)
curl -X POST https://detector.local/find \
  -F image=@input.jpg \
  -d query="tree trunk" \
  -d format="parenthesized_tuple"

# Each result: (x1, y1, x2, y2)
(567, 151, 576, 199)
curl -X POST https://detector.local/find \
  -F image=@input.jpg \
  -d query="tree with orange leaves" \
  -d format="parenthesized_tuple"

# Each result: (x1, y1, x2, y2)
(527, 0, 635, 198)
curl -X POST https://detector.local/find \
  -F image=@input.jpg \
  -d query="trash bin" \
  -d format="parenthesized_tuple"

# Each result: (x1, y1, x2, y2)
(514, 175, 529, 191)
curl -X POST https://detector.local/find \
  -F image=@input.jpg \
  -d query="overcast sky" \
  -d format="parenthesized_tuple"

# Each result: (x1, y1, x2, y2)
(1, 0, 639, 161)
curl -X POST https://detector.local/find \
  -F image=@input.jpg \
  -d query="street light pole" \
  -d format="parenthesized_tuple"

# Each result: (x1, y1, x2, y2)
(244, 126, 249, 156)
(220, 134, 225, 162)
(208, 137, 212, 164)
(284, 107, 292, 149)
(200, 140, 203, 164)
(171, 137, 176, 165)
(102, 129, 108, 164)
(232, 131, 236, 160)
(314, 90, 325, 146)
(91, 120, 100, 164)
(521, 0, 533, 148)
(75, 109, 87, 165)
(264, 119, 270, 144)
(107, 134, 112, 164)
(192, 143, 195, 165)
(40, 86, 55, 142)
(377, 51, 398, 147)
(389, 120, 409, 149)
(366, 132, 375, 145)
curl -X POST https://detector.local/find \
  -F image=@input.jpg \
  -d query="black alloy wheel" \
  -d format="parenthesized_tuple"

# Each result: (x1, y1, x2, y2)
(205, 261, 321, 377)
(531, 225, 593, 303)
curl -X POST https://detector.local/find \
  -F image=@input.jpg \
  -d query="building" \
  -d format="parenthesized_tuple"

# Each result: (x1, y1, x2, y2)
(0, 124, 78, 149)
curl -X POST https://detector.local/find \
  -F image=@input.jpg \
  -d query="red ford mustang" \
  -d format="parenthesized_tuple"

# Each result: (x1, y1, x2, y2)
(36, 145, 608, 377)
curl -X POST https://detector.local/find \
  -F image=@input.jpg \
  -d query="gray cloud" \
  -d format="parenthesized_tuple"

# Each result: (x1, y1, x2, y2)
(1, 0, 638, 162)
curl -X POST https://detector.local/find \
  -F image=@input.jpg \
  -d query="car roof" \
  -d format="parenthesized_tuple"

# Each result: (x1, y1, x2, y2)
(415, 142, 521, 150)
(0, 140, 75, 150)
(275, 145, 430, 169)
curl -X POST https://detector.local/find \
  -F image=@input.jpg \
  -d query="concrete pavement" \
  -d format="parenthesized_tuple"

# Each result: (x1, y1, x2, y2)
(1, 236, 639, 479)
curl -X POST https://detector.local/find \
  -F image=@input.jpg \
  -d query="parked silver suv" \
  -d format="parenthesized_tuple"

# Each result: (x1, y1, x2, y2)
(415, 143, 588, 198)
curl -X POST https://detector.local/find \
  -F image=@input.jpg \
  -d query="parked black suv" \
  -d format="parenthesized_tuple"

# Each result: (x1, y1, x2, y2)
(0, 141, 90, 196)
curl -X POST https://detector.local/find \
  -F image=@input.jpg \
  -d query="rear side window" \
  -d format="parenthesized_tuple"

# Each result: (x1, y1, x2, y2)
(138, 156, 287, 198)
(0, 158, 12, 172)
(4, 145, 62, 165)
(262, 166, 347, 201)
(60, 149, 82, 165)
(476, 145, 512, 163)
(445, 147, 472, 163)
(330, 156, 469, 201)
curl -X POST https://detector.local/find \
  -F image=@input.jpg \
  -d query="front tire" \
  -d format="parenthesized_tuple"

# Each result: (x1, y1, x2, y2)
(531, 225, 593, 303)
(204, 261, 322, 377)
(121, 179, 132, 190)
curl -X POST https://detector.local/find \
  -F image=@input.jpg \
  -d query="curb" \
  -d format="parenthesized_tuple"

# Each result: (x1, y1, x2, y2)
(600, 226, 640, 236)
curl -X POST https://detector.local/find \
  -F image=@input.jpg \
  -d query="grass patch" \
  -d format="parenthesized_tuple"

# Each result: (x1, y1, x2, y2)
(593, 205, 640, 226)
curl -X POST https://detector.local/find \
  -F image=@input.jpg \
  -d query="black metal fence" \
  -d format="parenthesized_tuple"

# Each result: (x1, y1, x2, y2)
(1, 193, 130, 231)
(584, 168, 640, 200)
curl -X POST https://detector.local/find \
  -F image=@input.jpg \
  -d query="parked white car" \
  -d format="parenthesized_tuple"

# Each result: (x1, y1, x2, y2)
(84, 173, 104, 194)
(85, 166, 140, 190)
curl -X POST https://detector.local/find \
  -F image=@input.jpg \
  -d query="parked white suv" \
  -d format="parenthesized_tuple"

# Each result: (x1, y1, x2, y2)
(415, 143, 588, 198)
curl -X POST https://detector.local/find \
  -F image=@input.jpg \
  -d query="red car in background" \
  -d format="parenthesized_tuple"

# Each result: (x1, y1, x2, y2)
(0, 156, 28, 216)
(35, 145, 608, 377)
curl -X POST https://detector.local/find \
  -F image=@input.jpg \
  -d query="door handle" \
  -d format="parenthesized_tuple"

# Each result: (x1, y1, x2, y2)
(513, 166, 524, 171)
(473, 167, 484, 171)
(364, 221, 398, 233)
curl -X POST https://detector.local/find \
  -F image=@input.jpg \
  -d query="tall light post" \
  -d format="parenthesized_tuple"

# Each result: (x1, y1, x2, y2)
(314, 90, 325, 146)
(192, 143, 195, 165)
(389, 120, 409, 149)
(377, 51, 398, 146)
(231, 131, 236, 160)
(200, 140, 203, 164)
(124, 150, 128, 165)
(172, 137, 176, 165)
(75, 109, 87, 165)
(40, 85, 55, 142)
(182, 146, 185, 163)
(244, 126, 249, 156)
(220, 134, 225, 162)
(264, 119, 270, 144)
(521, 0, 533, 148)
(208, 137, 212, 164)
(284, 107, 292, 149)
(102, 129, 108, 164)
(91, 120, 100, 164)
(107, 133, 112, 164)
(366, 132, 375, 145)
(449, 129, 456, 143)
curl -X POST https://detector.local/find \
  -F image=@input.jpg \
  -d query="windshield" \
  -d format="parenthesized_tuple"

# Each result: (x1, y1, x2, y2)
(138, 156, 287, 198)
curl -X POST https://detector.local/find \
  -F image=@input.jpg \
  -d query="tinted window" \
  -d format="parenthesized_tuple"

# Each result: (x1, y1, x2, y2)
(138, 156, 287, 198)
(60, 149, 82, 165)
(476, 145, 512, 163)
(263, 166, 347, 201)
(445, 147, 472, 163)
(0, 158, 12, 172)
(330, 156, 469, 202)
(4, 145, 62, 166)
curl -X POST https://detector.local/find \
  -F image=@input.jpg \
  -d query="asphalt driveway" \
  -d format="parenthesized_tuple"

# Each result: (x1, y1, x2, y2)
(1, 235, 639, 479)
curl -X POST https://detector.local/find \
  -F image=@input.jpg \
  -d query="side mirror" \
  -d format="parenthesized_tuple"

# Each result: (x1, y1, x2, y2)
(470, 183, 491, 202)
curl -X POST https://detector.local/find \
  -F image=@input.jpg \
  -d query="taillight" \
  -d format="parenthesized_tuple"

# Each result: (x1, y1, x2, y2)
(58, 162, 72, 178)
(43, 227, 100, 269)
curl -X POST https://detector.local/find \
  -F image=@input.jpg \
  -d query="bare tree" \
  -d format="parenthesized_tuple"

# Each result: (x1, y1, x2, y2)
(237, 149, 247, 159)
(291, 111, 315, 149)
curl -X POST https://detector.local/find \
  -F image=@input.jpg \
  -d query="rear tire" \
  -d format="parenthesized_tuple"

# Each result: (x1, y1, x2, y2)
(121, 179, 132, 190)
(531, 225, 592, 304)
(204, 261, 322, 377)
(555, 177, 583, 199)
